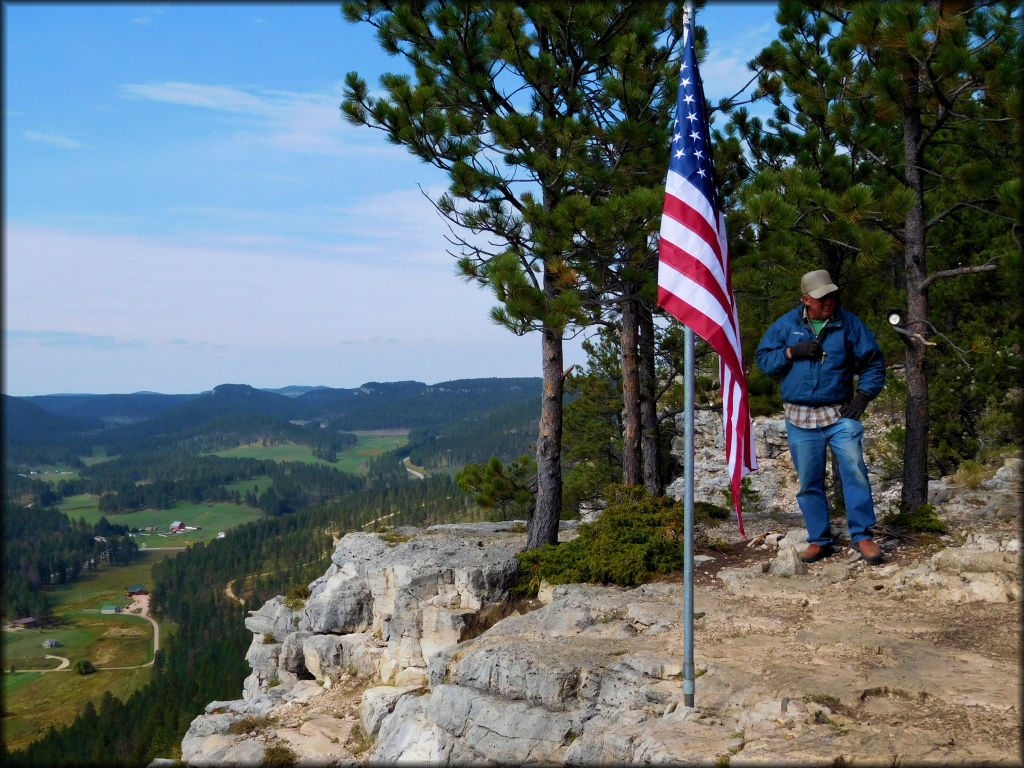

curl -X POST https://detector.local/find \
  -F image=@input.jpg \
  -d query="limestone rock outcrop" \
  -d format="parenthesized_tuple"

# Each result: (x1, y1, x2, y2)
(174, 414, 1021, 766)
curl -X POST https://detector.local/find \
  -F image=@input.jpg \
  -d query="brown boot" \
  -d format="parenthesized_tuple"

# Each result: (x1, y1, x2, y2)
(798, 543, 834, 563)
(856, 539, 883, 565)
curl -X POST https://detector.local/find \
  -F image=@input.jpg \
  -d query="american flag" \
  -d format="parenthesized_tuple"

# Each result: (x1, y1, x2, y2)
(657, 19, 757, 537)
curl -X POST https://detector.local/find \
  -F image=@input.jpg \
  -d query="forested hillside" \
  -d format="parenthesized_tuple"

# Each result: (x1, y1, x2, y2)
(2, 376, 544, 763)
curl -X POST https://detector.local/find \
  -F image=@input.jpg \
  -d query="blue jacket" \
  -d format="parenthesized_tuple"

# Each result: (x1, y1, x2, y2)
(755, 306, 885, 405)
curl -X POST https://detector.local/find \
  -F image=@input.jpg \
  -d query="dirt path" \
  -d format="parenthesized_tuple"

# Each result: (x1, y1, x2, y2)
(402, 457, 425, 480)
(13, 655, 72, 673)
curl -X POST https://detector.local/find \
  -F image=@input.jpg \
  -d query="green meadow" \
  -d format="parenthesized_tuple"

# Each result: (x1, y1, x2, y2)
(58, 497, 264, 546)
(213, 431, 408, 474)
(2, 549, 178, 753)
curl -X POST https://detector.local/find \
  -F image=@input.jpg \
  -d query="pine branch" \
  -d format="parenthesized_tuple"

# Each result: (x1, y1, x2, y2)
(921, 258, 1000, 290)
(924, 198, 1004, 231)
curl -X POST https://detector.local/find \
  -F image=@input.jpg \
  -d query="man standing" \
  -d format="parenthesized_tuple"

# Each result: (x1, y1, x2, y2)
(755, 270, 887, 565)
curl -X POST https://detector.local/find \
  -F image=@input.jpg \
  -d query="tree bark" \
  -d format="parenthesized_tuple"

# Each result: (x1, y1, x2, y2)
(639, 302, 661, 495)
(901, 80, 930, 512)
(620, 296, 643, 486)
(528, 322, 565, 550)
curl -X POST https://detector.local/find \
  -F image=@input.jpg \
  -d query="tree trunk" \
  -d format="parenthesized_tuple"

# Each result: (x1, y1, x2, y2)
(528, 323, 564, 550)
(901, 81, 930, 512)
(639, 302, 661, 495)
(620, 296, 643, 486)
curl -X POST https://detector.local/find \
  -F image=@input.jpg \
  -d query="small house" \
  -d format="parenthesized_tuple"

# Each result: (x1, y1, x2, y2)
(216, 531, 226, 539)
(11, 617, 38, 629)
(126, 585, 148, 597)
(42, 639, 61, 648)
(169, 521, 186, 531)
(101, 605, 120, 614)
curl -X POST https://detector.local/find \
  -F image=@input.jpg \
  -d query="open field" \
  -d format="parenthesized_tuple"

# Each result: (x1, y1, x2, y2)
(213, 432, 409, 474)
(213, 440, 336, 464)
(2, 549, 177, 753)
(3, 665, 152, 752)
(57, 499, 264, 546)
(223, 474, 273, 497)
(49, 549, 176, 617)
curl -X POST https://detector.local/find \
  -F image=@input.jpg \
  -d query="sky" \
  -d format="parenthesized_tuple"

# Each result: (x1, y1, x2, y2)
(3, 2, 780, 397)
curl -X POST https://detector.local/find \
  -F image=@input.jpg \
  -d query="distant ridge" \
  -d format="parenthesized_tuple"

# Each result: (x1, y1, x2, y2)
(5, 378, 543, 464)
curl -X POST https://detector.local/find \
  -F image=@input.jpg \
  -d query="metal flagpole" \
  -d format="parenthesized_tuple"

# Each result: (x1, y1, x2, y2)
(683, 326, 696, 708)
(681, 0, 697, 711)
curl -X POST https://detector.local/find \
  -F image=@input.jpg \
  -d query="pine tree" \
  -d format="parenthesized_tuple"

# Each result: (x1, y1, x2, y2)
(341, 2, 689, 546)
(728, 0, 1021, 510)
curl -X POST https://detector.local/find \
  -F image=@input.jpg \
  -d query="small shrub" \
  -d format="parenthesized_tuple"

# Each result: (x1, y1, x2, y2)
(282, 583, 311, 611)
(262, 634, 277, 645)
(696, 500, 731, 521)
(227, 714, 275, 735)
(261, 743, 298, 767)
(378, 529, 411, 545)
(719, 477, 759, 515)
(699, 536, 731, 553)
(875, 425, 906, 480)
(881, 503, 947, 533)
(73, 659, 95, 675)
(953, 459, 986, 490)
(514, 485, 693, 593)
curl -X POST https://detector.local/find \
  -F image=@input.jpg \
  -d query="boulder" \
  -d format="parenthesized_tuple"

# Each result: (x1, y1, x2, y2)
(360, 684, 424, 738)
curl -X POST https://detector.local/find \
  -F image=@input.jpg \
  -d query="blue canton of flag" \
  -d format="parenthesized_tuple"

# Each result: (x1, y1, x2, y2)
(667, 29, 717, 213)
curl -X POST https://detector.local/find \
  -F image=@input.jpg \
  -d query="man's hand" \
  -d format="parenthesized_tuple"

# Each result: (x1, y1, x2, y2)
(787, 340, 822, 360)
(840, 392, 872, 420)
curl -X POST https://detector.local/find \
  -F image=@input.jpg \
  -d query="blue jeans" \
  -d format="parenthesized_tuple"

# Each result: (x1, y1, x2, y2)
(786, 418, 877, 545)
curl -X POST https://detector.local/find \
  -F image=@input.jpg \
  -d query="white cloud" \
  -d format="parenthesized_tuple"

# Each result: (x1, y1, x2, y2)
(23, 130, 89, 149)
(116, 80, 402, 158)
(130, 16, 152, 26)
(3, 216, 586, 395)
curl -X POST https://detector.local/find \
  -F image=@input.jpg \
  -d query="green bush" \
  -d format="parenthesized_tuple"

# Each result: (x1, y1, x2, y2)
(282, 583, 311, 610)
(73, 659, 95, 675)
(514, 485, 719, 594)
(881, 503, 948, 533)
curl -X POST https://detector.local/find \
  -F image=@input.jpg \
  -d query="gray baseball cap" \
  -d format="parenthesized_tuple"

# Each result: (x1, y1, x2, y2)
(801, 269, 839, 299)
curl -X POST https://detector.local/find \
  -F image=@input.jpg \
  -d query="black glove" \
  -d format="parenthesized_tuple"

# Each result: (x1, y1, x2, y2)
(788, 340, 822, 360)
(840, 391, 872, 420)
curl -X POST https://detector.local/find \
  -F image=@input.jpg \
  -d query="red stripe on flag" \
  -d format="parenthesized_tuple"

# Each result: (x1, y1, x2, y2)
(662, 193, 723, 263)
(657, 287, 744, 378)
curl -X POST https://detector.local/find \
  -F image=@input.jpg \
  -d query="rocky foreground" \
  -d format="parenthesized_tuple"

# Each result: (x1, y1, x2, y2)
(160, 417, 1021, 766)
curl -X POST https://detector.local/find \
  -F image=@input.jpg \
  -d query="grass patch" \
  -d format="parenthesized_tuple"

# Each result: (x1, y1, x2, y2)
(223, 474, 273, 497)
(881, 503, 948, 533)
(261, 743, 299, 767)
(213, 441, 334, 465)
(58, 493, 100, 519)
(227, 714, 276, 734)
(2, 663, 153, 753)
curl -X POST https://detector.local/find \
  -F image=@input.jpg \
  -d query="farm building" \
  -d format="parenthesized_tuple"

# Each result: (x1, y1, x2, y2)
(216, 531, 226, 539)
(169, 521, 186, 531)
(11, 617, 38, 629)
(126, 585, 148, 597)
(43, 639, 61, 648)
(101, 605, 120, 614)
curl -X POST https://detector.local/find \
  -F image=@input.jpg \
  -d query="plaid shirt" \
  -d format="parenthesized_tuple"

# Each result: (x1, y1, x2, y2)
(784, 402, 843, 429)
